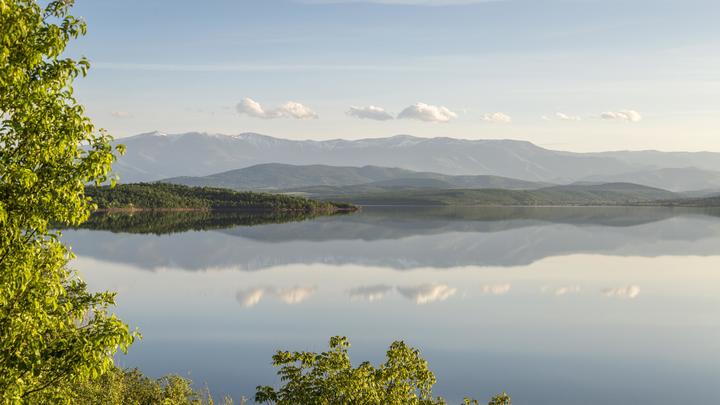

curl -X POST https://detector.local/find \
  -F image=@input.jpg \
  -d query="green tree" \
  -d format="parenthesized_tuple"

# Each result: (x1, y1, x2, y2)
(255, 336, 510, 405)
(0, 0, 134, 402)
(63, 367, 236, 405)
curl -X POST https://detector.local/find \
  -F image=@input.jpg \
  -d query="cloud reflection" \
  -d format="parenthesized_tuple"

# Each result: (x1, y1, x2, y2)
(236, 287, 268, 307)
(277, 286, 316, 304)
(348, 285, 394, 302)
(547, 285, 581, 296)
(236, 285, 316, 307)
(480, 283, 512, 295)
(603, 285, 641, 299)
(397, 284, 457, 304)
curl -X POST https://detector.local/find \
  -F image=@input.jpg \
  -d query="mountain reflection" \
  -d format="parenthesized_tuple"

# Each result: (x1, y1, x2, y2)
(63, 207, 720, 271)
(74, 210, 332, 235)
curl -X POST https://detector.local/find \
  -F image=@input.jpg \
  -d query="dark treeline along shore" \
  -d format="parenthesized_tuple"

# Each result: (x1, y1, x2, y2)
(85, 183, 357, 213)
(85, 182, 720, 220)
(74, 210, 334, 235)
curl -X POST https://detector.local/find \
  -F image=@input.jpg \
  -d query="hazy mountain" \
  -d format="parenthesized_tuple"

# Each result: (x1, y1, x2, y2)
(112, 132, 638, 183)
(162, 163, 548, 191)
(113, 132, 720, 192)
(592, 150, 720, 172)
(581, 167, 720, 193)
(305, 183, 679, 206)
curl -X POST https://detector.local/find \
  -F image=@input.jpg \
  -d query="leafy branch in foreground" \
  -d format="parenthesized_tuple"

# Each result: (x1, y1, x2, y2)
(1, 0, 134, 402)
(256, 336, 510, 405)
(66, 368, 236, 405)
(35, 337, 509, 404)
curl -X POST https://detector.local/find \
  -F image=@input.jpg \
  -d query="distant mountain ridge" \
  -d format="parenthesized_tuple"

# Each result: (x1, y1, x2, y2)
(297, 182, 679, 206)
(162, 163, 548, 191)
(113, 132, 720, 193)
(581, 167, 720, 192)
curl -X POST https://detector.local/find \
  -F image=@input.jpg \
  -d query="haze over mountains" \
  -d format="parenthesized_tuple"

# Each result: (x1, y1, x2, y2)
(164, 163, 547, 191)
(114, 132, 720, 193)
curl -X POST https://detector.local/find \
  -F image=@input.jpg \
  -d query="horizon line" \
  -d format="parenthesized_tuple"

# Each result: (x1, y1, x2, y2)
(115, 131, 718, 154)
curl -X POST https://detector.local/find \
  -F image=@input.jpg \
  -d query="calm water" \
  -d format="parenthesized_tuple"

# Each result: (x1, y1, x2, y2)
(63, 207, 720, 404)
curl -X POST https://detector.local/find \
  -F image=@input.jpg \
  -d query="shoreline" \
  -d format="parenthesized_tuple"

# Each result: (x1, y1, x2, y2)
(94, 206, 359, 213)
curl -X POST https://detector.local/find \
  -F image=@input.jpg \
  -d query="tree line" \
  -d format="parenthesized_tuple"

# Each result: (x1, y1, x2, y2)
(86, 183, 357, 213)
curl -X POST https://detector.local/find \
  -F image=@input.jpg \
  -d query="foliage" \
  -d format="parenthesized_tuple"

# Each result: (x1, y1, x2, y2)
(256, 336, 510, 405)
(321, 183, 678, 207)
(70, 210, 327, 235)
(162, 163, 543, 192)
(0, 0, 133, 402)
(642, 195, 720, 207)
(85, 183, 358, 213)
(30, 367, 236, 405)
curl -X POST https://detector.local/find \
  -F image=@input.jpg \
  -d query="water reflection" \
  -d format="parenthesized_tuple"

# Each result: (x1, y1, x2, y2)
(73, 209, 334, 234)
(348, 285, 393, 302)
(64, 207, 720, 271)
(602, 285, 641, 299)
(65, 207, 720, 404)
(480, 283, 512, 295)
(542, 285, 581, 296)
(235, 285, 317, 307)
(397, 284, 457, 304)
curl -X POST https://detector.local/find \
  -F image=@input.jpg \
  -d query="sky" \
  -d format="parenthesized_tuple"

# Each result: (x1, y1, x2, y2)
(67, 0, 720, 152)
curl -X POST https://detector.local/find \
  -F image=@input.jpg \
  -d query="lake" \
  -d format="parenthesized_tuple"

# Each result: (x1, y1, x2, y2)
(62, 206, 720, 404)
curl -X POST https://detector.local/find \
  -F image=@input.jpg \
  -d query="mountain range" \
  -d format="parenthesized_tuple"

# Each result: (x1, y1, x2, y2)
(113, 132, 720, 193)
(163, 163, 548, 191)
(293, 183, 679, 206)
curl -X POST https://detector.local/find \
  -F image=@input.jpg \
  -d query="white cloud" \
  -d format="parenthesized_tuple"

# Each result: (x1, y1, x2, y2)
(480, 283, 511, 295)
(397, 283, 457, 304)
(110, 111, 131, 119)
(398, 102, 457, 123)
(555, 112, 581, 121)
(236, 97, 318, 120)
(237, 97, 267, 118)
(543, 112, 581, 122)
(600, 110, 642, 122)
(279, 101, 319, 119)
(480, 112, 512, 124)
(348, 285, 394, 302)
(603, 285, 641, 299)
(543, 112, 583, 122)
(346, 105, 394, 121)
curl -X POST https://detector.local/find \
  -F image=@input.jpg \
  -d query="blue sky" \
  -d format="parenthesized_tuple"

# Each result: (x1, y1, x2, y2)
(68, 0, 720, 151)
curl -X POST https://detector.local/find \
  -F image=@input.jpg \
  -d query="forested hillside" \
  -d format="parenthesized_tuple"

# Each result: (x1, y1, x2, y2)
(86, 183, 357, 213)
(315, 183, 679, 206)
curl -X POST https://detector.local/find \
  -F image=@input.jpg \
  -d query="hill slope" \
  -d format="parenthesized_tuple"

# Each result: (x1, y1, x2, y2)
(162, 163, 548, 191)
(86, 183, 356, 213)
(581, 167, 720, 193)
(113, 132, 640, 183)
(112, 132, 720, 193)
(310, 183, 679, 206)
